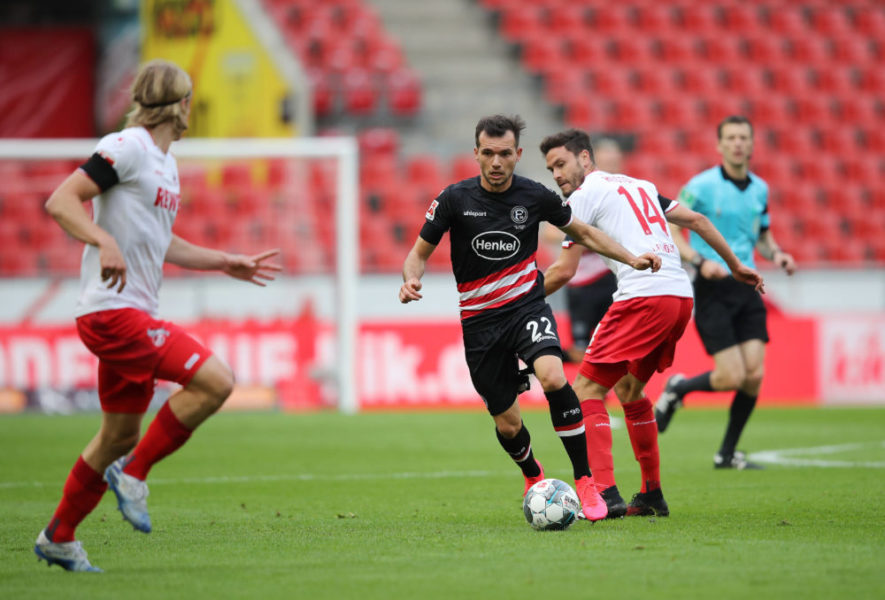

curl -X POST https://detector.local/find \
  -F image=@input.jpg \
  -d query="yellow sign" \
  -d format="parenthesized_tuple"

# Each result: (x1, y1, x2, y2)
(142, 0, 295, 137)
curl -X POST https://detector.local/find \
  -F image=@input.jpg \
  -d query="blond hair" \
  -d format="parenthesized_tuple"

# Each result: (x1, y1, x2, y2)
(125, 59, 192, 135)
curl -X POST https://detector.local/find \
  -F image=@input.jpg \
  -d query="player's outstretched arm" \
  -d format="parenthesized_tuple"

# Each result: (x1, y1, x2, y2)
(45, 170, 127, 292)
(400, 237, 436, 303)
(666, 205, 764, 292)
(560, 217, 661, 272)
(165, 236, 282, 286)
(543, 244, 582, 296)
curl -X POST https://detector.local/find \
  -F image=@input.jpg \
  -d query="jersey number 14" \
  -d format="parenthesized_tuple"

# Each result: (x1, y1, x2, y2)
(619, 186, 667, 235)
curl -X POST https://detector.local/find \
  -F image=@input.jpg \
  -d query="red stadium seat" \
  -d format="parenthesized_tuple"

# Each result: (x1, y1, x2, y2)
(499, 5, 544, 42)
(404, 154, 447, 192)
(840, 156, 883, 181)
(765, 9, 806, 36)
(358, 127, 399, 157)
(632, 65, 678, 95)
(307, 69, 335, 117)
(753, 155, 794, 189)
(809, 67, 856, 95)
(677, 5, 718, 32)
(852, 6, 885, 37)
(542, 63, 588, 105)
(587, 68, 632, 96)
(808, 6, 854, 37)
(657, 97, 701, 124)
(386, 68, 422, 117)
(719, 4, 760, 31)
(786, 37, 831, 64)
(564, 33, 608, 65)
(702, 96, 748, 124)
(765, 66, 812, 95)
(450, 153, 479, 182)
(585, 5, 632, 34)
(743, 34, 785, 62)
(818, 128, 860, 155)
(634, 5, 677, 31)
(720, 67, 766, 95)
(563, 98, 608, 130)
(830, 36, 876, 63)
(547, 4, 588, 35)
(696, 35, 742, 63)
(675, 64, 722, 94)
(341, 69, 378, 115)
(860, 127, 885, 153)
(857, 66, 885, 93)
(653, 34, 695, 63)
(608, 97, 657, 130)
(608, 34, 654, 63)
(521, 35, 565, 75)
(791, 96, 834, 124)
(744, 96, 791, 127)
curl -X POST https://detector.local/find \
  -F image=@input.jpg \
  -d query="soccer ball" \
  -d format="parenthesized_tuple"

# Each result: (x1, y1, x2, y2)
(523, 478, 581, 531)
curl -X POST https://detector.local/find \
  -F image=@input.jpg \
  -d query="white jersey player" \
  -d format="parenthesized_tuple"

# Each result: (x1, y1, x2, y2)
(568, 170, 692, 302)
(76, 126, 180, 317)
(35, 59, 281, 573)
(540, 129, 763, 520)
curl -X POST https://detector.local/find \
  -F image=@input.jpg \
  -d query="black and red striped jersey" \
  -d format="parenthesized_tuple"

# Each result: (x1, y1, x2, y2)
(419, 174, 572, 326)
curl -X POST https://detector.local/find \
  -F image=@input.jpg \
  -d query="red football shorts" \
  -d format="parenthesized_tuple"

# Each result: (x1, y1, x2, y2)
(579, 295, 693, 389)
(76, 308, 211, 413)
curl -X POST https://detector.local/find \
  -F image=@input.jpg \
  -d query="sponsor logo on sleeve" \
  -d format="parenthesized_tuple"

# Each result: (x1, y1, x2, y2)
(425, 199, 439, 221)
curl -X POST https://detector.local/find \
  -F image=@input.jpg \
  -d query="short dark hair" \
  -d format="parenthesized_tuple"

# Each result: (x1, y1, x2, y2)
(717, 115, 753, 139)
(539, 128, 595, 163)
(474, 114, 526, 148)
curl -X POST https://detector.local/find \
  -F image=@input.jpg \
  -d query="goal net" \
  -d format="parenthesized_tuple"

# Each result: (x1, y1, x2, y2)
(0, 137, 359, 414)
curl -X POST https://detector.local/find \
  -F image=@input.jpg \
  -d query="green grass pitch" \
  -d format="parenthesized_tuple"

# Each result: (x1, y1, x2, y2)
(1, 406, 883, 599)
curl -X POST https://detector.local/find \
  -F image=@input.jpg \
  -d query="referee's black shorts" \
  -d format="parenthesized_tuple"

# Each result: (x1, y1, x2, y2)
(693, 274, 769, 356)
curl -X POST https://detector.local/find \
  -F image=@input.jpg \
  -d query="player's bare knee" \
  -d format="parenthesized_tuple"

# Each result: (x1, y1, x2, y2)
(743, 367, 764, 393)
(100, 429, 139, 457)
(496, 421, 521, 438)
(613, 380, 640, 403)
(536, 372, 567, 392)
(715, 366, 746, 390)
(206, 366, 235, 411)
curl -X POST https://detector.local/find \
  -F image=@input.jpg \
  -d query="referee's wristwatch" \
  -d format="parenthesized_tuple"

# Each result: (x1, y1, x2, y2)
(690, 253, 706, 269)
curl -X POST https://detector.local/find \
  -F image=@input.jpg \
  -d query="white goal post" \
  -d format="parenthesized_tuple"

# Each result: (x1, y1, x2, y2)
(0, 137, 360, 414)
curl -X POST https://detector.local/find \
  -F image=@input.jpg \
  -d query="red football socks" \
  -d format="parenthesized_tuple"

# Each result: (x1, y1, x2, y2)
(580, 399, 616, 491)
(46, 456, 107, 542)
(123, 402, 193, 480)
(623, 397, 661, 493)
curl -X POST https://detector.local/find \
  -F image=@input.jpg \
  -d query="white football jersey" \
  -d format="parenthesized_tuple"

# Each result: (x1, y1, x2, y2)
(568, 170, 692, 301)
(76, 126, 181, 317)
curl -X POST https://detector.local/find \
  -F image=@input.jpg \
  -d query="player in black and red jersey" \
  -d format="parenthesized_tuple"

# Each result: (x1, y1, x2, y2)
(398, 115, 660, 521)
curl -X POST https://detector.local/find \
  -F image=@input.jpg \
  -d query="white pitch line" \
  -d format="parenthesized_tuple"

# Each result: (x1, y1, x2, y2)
(0, 469, 513, 490)
(749, 441, 885, 468)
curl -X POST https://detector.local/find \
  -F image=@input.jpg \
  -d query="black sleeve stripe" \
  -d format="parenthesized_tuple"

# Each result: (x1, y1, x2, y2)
(80, 153, 119, 192)
(658, 194, 673, 211)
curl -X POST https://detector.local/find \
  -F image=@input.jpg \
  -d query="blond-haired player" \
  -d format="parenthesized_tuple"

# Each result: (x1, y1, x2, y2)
(34, 59, 281, 572)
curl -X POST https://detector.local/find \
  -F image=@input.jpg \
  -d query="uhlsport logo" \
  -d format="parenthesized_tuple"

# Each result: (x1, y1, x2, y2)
(147, 327, 170, 347)
(472, 231, 520, 260)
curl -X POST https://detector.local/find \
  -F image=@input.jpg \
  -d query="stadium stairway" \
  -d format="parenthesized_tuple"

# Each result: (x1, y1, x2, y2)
(365, 0, 565, 184)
